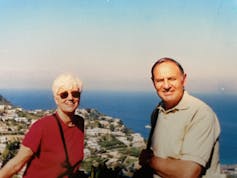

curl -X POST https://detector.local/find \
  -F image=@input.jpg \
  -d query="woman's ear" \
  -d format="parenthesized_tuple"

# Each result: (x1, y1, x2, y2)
(54, 95, 59, 105)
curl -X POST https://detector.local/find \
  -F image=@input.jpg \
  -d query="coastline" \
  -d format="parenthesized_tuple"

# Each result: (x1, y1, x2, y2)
(1, 89, 237, 166)
(0, 96, 236, 176)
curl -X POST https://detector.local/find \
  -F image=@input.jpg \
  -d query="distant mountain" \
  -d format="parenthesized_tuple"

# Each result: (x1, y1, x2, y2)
(0, 94, 12, 105)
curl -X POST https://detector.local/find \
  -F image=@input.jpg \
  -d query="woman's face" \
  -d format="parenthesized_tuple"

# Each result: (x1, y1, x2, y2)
(54, 85, 80, 115)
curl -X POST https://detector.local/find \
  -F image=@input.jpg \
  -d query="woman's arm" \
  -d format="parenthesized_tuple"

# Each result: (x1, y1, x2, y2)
(0, 145, 33, 178)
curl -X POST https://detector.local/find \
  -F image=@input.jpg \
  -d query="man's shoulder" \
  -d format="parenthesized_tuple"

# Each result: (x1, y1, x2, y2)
(187, 93, 219, 124)
(186, 93, 212, 110)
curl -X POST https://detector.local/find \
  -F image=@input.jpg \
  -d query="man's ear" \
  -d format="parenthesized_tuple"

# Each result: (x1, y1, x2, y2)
(183, 73, 187, 86)
(151, 77, 155, 85)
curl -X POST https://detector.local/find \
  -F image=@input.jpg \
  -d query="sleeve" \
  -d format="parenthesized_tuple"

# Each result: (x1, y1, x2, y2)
(22, 119, 43, 154)
(180, 106, 220, 167)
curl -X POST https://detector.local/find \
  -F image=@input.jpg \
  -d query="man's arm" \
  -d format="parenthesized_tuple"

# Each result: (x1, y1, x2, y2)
(150, 156, 202, 178)
(0, 145, 33, 178)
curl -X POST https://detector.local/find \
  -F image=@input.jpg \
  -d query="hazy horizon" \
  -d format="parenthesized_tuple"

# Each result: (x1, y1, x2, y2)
(1, 0, 237, 94)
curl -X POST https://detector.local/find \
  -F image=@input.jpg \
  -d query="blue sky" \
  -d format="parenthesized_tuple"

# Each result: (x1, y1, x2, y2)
(0, 0, 237, 93)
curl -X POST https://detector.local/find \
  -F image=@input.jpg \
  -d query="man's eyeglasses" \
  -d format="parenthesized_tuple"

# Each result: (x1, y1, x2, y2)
(58, 91, 81, 99)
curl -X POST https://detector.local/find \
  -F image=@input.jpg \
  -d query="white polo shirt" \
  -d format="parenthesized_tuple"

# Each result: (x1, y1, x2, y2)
(151, 91, 226, 178)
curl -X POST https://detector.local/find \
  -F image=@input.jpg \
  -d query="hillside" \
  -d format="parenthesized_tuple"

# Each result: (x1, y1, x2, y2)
(0, 101, 146, 177)
(0, 94, 11, 105)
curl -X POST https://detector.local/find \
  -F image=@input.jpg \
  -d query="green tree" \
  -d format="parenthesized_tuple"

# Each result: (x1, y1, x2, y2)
(1, 140, 20, 167)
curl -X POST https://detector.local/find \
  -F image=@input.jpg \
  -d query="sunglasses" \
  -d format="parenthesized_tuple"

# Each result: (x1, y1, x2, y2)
(58, 91, 81, 99)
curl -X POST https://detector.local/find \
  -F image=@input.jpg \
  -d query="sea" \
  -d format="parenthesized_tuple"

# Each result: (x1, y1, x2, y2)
(0, 89, 236, 165)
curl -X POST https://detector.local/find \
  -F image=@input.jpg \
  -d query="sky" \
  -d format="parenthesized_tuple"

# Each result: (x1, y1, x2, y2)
(0, 0, 237, 93)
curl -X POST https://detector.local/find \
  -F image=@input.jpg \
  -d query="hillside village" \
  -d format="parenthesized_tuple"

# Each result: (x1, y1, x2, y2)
(0, 94, 146, 177)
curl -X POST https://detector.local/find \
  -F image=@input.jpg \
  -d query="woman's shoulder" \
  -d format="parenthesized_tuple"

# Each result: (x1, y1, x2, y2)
(30, 114, 55, 127)
(73, 115, 85, 131)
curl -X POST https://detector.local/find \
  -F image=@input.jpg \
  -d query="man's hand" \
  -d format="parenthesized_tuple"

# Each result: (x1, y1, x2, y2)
(138, 149, 154, 166)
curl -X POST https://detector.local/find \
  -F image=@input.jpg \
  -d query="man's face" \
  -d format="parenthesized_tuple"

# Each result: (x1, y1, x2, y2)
(54, 85, 80, 114)
(152, 61, 186, 109)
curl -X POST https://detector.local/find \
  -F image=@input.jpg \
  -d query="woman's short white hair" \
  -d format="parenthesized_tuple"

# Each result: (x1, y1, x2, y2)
(52, 73, 83, 96)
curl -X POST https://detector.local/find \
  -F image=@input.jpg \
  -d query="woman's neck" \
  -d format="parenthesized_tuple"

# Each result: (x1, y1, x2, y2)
(56, 109, 74, 125)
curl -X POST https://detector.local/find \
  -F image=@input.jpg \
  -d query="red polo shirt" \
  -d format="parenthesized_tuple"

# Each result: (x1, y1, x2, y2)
(22, 114, 84, 178)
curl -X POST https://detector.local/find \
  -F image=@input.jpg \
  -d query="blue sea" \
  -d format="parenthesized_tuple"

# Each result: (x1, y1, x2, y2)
(0, 89, 236, 165)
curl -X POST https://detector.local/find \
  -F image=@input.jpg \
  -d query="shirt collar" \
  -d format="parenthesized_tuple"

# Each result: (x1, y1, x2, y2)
(158, 91, 190, 113)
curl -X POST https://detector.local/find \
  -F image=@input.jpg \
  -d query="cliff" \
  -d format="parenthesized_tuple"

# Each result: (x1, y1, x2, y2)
(0, 95, 11, 106)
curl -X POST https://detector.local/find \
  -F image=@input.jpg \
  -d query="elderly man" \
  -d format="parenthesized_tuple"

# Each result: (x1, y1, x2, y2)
(139, 58, 226, 178)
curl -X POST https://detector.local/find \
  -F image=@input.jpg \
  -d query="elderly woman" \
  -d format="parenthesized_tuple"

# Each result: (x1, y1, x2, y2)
(0, 73, 85, 178)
